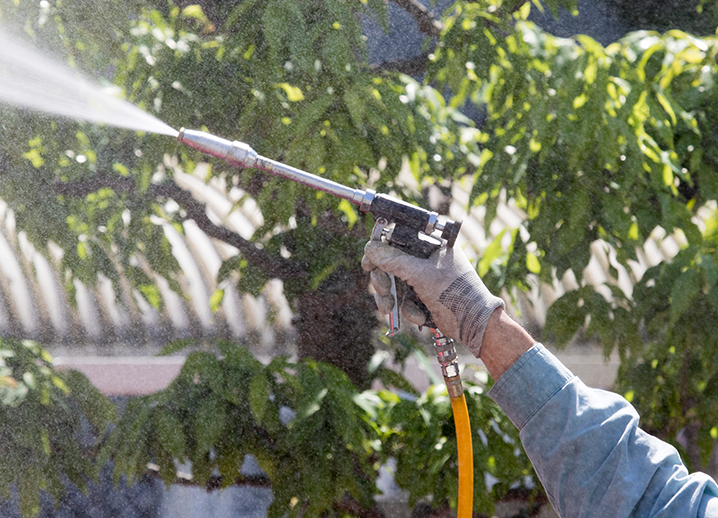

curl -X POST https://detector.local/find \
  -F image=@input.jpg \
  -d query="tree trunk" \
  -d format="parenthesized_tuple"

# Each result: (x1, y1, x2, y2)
(294, 266, 377, 388)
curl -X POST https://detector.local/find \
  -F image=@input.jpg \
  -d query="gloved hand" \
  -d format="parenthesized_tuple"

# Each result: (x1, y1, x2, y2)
(362, 240, 504, 358)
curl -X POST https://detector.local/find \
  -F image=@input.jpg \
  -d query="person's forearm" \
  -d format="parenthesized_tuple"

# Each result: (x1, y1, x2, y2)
(488, 344, 718, 517)
(479, 307, 535, 380)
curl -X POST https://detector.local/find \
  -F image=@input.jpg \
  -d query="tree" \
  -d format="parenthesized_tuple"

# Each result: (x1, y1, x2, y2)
(2, 0, 718, 517)
(603, 0, 718, 36)
(0, 0, 545, 516)
(0, 338, 114, 518)
(428, 0, 718, 475)
(0, 0, 482, 388)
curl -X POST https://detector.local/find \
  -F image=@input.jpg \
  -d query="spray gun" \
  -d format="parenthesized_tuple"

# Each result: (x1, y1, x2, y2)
(176, 129, 462, 333)
(177, 128, 474, 517)
(177, 127, 464, 370)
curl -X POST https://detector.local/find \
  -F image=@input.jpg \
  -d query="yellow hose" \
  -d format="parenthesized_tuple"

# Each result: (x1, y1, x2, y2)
(450, 393, 473, 518)
(431, 329, 473, 517)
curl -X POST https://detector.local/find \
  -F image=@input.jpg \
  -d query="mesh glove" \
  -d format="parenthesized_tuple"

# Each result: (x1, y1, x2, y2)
(362, 240, 504, 357)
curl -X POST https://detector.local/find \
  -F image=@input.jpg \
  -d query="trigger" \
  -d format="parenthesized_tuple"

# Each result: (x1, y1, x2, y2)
(371, 216, 401, 336)
(386, 274, 400, 337)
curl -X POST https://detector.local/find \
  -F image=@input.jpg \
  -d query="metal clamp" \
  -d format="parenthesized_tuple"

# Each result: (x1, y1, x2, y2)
(360, 189, 375, 213)
(431, 328, 463, 397)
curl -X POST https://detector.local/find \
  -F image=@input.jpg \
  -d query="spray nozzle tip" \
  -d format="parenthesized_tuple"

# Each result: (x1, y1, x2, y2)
(177, 127, 186, 143)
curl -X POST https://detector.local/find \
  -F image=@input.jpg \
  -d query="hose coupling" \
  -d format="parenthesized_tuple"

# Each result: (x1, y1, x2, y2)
(444, 375, 464, 399)
(431, 329, 463, 396)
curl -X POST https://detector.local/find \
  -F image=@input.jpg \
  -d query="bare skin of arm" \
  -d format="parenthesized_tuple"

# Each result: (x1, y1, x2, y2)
(480, 308, 536, 380)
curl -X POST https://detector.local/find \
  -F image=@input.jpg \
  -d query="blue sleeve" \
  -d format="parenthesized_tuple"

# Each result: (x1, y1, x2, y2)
(487, 344, 718, 518)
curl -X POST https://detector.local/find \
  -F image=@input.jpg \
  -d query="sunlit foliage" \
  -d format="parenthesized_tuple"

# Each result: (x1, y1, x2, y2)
(429, 3, 718, 471)
(1, 0, 718, 516)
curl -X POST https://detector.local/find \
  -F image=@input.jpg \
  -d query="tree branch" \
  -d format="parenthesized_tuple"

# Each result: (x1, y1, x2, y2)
(334, 494, 386, 518)
(390, 0, 443, 38)
(53, 172, 135, 197)
(372, 52, 430, 75)
(146, 465, 273, 489)
(54, 174, 307, 281)
(466, 0, 530, 16)
(148, 466, 384, 518)
(150, 181, 306, 280)
(410, 501, 453, 518)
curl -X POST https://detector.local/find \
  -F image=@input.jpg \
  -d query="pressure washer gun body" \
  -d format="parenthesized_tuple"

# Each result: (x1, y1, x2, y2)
(177, 129, 464, 393)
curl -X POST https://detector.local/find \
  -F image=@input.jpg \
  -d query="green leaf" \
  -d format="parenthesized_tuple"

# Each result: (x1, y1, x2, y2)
(182, 352, 223, 394)
(263, 0, 288, 55)
(18, 467, 41, 518)
(296, 387, 328, 422)
(322, 29, 351, 76)
(585, 293, 615, 354)
(64, 370, 117, 431)
(701, 256, 718, 314)
(699, 165, 718, 200)
(277, 83, 305, 102)
(217, 342, 262, 372)
(656, 91, 677, 126)
(181, 5, 209, 22)
(223, 0, 261, 30)
(194, 396, 227, 454)
(343, 88, 365, 129)
(352, 392, 382, 419)
(366, 0, 389, 31)
(249, 373, 270, 425)
(337, 199, 357, 229)
(478, 229, 506, 277)
(289, 93, 335, 137)
(237, 259, 270, 297)
(376, 367, 419, 396)
(155, 408, 186, 459)
(545, 290, 586, 345)
(209, 289, 225, 313)
(139, 284, 162, 309)
(543, 0, 560, 16)
(158, 338, 194, 356)
(559, 189, 590, 254)
(526, 251, 541, 273)
(670, 268, 702, 324)
(601, 193, 631, 236)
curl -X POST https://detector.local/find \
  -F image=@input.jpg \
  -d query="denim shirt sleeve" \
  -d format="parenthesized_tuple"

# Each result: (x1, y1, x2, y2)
(488, 344, 718, 518)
